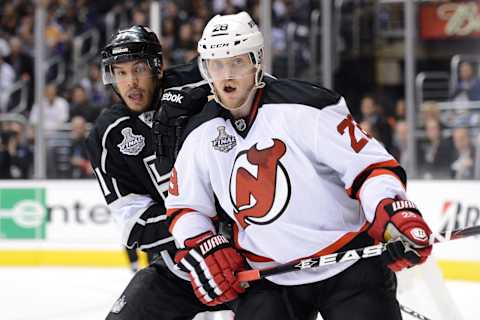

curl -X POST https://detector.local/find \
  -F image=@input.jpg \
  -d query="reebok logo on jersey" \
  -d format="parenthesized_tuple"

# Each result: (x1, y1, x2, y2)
(162, 92, 184, 104)
(199, 235, 229, 255)
(117, 127, 145, 156)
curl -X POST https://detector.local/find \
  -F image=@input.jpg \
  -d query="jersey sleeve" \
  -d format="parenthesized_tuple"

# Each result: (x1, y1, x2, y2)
(313, 97, 407, 221)
(164, 128, 217, 247)
(85, 120, 175, 252)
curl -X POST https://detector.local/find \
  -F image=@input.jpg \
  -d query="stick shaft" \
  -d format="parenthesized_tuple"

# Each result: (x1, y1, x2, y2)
(237, 225, 480, 282)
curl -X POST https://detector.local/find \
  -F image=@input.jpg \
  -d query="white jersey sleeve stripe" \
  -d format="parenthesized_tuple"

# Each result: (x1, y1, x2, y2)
(359, 174, 407, 222)
(138, 236, 175, 250)
(109, 194, 155, 246)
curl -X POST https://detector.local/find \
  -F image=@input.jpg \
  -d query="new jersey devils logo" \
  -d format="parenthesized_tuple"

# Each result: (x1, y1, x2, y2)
(229, 139, 291, 229)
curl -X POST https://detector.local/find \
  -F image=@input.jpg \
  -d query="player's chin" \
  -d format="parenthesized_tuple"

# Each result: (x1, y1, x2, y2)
(127, 100, 149, 112)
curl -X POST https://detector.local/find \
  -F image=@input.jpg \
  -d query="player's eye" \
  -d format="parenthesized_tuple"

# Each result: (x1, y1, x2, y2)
(114, 69, 128, 79)
(134, 63, 148, 75)
(233, 58, 244, 66)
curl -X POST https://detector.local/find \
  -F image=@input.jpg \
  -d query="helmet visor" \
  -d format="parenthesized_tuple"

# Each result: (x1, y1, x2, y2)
(102, 59, 156, 85)
(201, 54, 256, 81)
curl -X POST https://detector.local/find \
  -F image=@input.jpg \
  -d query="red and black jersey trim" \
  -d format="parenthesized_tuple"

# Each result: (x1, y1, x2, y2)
(261, 77, 342, 112)
(309, 223, 374, 258)
(230, 87, 264, 138)
(347, 160, 406, 200)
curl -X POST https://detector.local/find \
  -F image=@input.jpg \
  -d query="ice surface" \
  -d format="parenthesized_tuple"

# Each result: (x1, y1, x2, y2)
(0, 267, 477, 320)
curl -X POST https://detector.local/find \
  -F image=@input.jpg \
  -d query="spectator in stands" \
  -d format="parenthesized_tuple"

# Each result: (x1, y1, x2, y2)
(474, 133, 480, 179)
(420, 100, 442, 126)
(359, 94, 393, 152)
(418, 118, 453, 179)
(387, 98, 406, 131)
(391, 120, 410, 173)
(451, 61, 480, 101)
(394, 98, 406, 121)
(69, 116, 93, 179)
(6, 36, 34, 110)
(17, 14, 35, 55)
(45, 8, 68, 56)
(450, 127, 475, 179)
(171, 23, 197, 64)
(5, 120, 33, 178)
(0, 3, 18, 34)
(132, 8, 148, 26)
(6, 36, 33, 82)
(0, 123, 12, 178)
(69, 85, 100, 123)
(80, 63, 110, 108)
(0, 43, 15, 110)
(29, 83, 69, 131)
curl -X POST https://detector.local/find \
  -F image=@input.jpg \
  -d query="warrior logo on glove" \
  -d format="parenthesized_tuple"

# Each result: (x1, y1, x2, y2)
(368, 198, 433, 272)
(175, 233, 246, 306)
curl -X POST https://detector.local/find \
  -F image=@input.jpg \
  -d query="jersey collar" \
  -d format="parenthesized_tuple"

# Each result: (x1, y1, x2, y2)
(228, 87, 264, 138)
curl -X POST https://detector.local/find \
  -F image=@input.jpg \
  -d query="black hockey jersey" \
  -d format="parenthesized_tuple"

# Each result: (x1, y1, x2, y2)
(86, 59, 207, 279)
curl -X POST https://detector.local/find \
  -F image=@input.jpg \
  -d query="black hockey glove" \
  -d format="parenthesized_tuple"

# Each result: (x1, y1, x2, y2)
(153, 85, 209, 166)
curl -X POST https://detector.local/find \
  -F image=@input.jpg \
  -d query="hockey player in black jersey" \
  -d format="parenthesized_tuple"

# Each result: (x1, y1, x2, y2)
(165, 12, 433, 320)
(86, 25, 299, 320)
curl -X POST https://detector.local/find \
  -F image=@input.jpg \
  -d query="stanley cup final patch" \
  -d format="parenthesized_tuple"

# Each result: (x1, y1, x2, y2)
(212, 126, 236, 153)
(117, 127, 145, 155)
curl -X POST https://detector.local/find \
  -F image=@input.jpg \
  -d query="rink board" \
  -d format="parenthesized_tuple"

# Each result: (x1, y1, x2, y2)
(0, 180, 479, 281)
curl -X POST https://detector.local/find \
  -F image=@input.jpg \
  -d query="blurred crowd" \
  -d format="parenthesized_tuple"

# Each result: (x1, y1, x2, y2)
(357, 59, 480, 180)
(1, 0, 480, 180)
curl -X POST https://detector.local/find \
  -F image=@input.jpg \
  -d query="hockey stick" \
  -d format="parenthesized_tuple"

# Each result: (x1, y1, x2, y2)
(237, 225, 480, 282)
(399, 304, 432, 320)
(235, 227, 480, 320)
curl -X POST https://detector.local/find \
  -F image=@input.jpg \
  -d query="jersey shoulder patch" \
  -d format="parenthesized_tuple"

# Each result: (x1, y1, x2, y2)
(262, 78, 341, 110)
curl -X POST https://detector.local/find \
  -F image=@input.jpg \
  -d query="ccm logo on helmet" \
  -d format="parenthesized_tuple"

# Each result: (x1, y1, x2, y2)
(210, 43, 229, 48)
(162, 92, 184, 104)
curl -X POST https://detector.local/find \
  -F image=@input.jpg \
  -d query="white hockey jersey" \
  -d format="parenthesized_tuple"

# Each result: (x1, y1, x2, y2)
(165, 77, 407, 285)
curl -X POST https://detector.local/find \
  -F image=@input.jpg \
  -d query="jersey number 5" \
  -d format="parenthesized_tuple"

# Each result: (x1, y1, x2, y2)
(336, 114, 371, 153)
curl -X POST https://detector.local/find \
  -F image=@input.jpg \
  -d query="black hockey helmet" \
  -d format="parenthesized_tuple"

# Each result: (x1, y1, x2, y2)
(101, 25, 163, 85)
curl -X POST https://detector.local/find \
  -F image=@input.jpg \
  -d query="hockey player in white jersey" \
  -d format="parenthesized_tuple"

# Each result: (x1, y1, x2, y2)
(87, 24, 301, 320)
(166, 11, 433, 319)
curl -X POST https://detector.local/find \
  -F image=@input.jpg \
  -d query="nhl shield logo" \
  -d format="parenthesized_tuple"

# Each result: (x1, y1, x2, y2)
(117, 127, 145, 155)
(212, 126, 236, 153)
(139, 111, 155, 127)
(234, 119, 247, 131)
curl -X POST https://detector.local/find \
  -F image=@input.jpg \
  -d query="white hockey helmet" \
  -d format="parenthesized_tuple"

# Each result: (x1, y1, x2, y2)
(197, 11, 264, 88)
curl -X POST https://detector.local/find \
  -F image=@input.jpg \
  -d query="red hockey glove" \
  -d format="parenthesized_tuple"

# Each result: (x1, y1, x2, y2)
(368, 198, 433, 272)
(175, 232, 246, 306)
